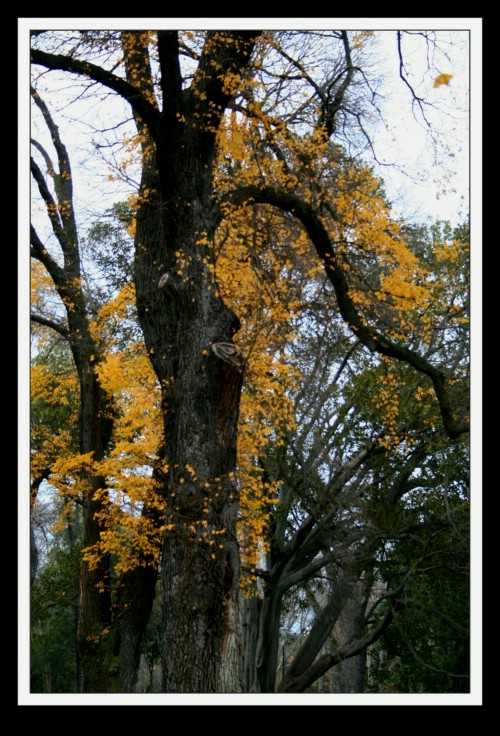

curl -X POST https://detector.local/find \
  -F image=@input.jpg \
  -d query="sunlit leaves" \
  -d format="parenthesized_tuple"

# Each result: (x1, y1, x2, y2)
(31, 270, 165, 576)
(81, 286, 165, 573)
(215, 192, 316, 590)
(212, 98, 470, 592)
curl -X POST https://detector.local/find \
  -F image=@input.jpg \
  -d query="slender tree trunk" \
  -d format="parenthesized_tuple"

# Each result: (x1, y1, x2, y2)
(76, 485, 114, 692)
(254, 586, 284, 692)
(115, 461, 165, 692)
(115, 564, 159, 692)
(242, 595, 262, 693)
(74, 367, 115, 693)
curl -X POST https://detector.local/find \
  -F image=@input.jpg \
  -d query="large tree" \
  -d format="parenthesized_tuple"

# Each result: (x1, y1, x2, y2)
(30, 28, 469, 693)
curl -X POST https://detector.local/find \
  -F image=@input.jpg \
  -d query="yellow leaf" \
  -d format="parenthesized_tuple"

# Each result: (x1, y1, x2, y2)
(433, 73, 453, 88)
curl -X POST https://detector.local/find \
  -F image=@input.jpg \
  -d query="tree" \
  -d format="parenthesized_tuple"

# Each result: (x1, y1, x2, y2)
(30, 28, 469, 693)
(368, 473, 469, 694)
(31, 91, 163, 692)
(30, 537, 81, 693)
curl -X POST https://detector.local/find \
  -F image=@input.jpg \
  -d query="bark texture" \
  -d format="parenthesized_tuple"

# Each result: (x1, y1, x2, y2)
(124, 31, 259, 692)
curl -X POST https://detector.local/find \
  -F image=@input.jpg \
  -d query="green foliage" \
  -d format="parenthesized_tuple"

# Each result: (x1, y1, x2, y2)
(368, 441, 470, 693)
(30, 543, 81, 693)
(83, 204, 134, 297)
(31, 343, 77, 441)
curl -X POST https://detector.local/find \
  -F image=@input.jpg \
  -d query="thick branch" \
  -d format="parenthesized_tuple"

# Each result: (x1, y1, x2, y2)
(30, 138, 54, 175)
(31, 312, 69, 338)
(280, 549, 339, 592)
(282, 563, 362, 683)
(273, 514, 316, 577)
(31, 48, 161, 137)
(276, 447, 378, 586)
(221, 185, 468, 439)
(30, 224, 65, 285)
(183, 31, 260, 149)
(157, 31, 183, 112)
(279, 595, 395, 693)
(31, 155, 82, 286)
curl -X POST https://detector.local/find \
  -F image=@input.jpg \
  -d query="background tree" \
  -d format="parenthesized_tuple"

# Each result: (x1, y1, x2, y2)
(367, 466, 469, 694)
(231, 217, 469, 693)
(30, 535, 81, 693)
(30, 335, 81, 692)
(31, 90, 164, 692)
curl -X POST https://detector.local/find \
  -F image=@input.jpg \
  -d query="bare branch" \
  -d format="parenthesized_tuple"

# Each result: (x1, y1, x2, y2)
(31, 47, 161, 137)
(397, 31, 432, 128)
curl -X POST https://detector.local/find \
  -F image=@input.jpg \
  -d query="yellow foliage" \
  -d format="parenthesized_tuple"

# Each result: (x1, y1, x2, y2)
(84, 306, 165, 571)
(214, 195, 309, 592)
(31, 353, 80, 487)
(216, 112, 432, 348)
(31, 273, 166, 574)
(433, 73, 453, 88)
(213, 108, 452, 590)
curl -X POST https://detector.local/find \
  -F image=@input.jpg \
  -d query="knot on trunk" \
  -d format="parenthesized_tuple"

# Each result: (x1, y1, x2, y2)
(158, 272, 184, 296)
(211, 341, 246, 369)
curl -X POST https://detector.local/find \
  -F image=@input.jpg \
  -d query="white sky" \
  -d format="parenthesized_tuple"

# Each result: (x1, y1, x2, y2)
(19, 18, 482, 707)
(368, 30, 470, 226)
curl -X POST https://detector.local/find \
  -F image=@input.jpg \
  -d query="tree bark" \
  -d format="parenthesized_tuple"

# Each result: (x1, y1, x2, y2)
(120, 30, 259, 692)
(242, 595, 262, 693)
(135, 185, 245, 689)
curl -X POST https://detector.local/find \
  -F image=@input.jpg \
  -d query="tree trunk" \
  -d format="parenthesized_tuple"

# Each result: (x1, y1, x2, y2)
(254, 586, 284, 692)
(115, 564, 159, 692)
(242, 595, 262, 693)
(32, 28, 260, 694)
(133, 143, 245, 690)
(74, 366, 115, 693)
(158, 332, 244, 692)
(76, 487, 114, 693)
(30, 523, 38, 586)
(337, 652, 366, 693)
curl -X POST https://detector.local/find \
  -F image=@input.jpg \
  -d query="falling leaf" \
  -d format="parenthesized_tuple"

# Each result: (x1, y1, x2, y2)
(433, 73, 453, 88)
